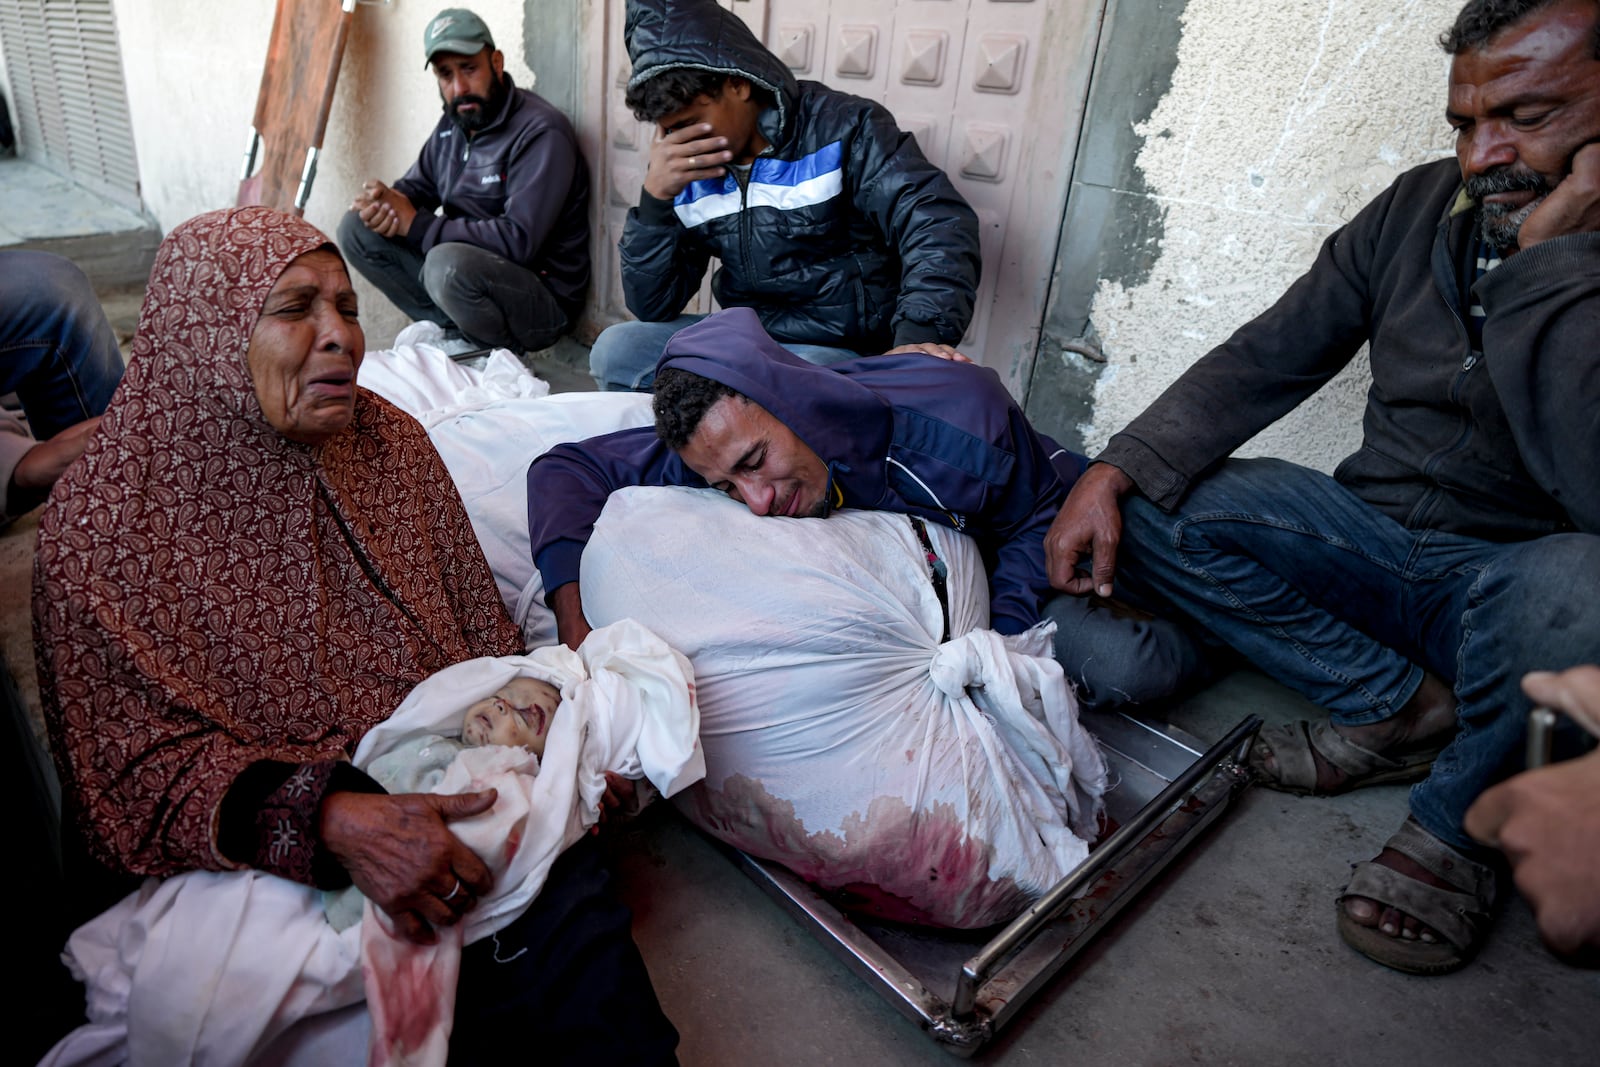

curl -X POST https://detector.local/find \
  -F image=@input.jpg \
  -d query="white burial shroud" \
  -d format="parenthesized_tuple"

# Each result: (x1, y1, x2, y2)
(42, 621, 702, 1067)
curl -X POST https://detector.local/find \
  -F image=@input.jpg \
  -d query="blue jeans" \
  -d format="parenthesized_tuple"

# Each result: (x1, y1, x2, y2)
(589, 315, 860, 392)
(1043, 591, 1217, 713)
(1118, 457, 1600, 852)
(1, 251, 124, 435)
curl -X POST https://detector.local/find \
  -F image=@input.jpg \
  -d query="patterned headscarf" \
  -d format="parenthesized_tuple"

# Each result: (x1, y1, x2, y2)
(34, 207, 520, 877)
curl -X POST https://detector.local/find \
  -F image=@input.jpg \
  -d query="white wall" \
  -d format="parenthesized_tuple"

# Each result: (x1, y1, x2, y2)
(1080, 0, 1460, 472)
(112, 0, 533, 347)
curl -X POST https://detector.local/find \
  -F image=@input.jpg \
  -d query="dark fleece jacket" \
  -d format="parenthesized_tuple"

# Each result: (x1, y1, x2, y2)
(527, 308, 1087, 634)
(1100, 157, 1600, 540)
(393, 73, 591, 314)
(618, 0, 981, 350)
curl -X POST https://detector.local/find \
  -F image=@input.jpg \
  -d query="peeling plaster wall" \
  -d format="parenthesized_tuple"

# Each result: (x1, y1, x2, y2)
(1080, 0, 1460, 472)
(111, 0, 541, 347)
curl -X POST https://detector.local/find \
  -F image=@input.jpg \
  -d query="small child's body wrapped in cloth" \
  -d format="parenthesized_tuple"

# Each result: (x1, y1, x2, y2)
(42, 624, 701, 1067)
(322, 676, 567, 932)
(350, 632, 702, 1067)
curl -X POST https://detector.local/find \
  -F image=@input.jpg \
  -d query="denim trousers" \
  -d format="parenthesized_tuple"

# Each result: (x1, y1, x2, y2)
(589, 314, 860, 392)
(1, 250, 124, 434)
(336, 211, 570, 353)
(1043, 591, 1217, 713)
(1118, 457, 1600, 851)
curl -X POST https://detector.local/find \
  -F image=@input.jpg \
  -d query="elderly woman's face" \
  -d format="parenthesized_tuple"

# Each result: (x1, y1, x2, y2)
(246, 249, 365, 445)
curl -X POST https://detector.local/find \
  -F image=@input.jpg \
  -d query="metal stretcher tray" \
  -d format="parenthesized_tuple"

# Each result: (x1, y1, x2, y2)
(721, 712, 1262, 1055)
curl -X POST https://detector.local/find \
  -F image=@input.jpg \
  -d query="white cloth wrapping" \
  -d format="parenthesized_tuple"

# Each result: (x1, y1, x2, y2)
(356, 323, 654, 647)
(42, 621, 703, 1067)
(581, 486, 1107, 929)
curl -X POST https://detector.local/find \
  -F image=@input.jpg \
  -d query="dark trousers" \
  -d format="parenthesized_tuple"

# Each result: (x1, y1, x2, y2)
(337, 211, 571, 353)
(449, 834, 680, 1066)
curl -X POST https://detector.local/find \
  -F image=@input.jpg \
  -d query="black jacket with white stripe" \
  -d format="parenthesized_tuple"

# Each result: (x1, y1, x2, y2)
(620, 0, 981, 351)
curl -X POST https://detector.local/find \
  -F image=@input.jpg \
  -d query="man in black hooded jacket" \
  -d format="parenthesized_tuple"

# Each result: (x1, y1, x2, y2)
(590, 0, 982, 391)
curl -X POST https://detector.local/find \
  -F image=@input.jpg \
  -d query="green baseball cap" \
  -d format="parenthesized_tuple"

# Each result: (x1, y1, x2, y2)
(423, 8, 494, 66)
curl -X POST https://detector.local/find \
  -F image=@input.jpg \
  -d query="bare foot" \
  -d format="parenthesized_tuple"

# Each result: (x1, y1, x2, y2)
(1341, 847, 1454, 942)
(1255, 671, 1458, 793)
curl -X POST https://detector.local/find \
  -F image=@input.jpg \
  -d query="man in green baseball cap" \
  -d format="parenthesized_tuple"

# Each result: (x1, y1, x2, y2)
(340, 7, 591, 355)
(420, 7, 494, 67)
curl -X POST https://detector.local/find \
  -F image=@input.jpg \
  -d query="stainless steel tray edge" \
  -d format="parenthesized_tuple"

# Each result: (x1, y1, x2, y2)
(723, 714, 1263, 1056)
(971, 723, 1258, 1040)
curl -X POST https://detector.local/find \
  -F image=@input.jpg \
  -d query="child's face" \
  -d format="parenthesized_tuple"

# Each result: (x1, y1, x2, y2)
(461, 677, 563, 755)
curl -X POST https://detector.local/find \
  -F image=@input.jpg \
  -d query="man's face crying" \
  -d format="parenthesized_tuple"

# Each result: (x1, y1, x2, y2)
(677, 395, 831, 520)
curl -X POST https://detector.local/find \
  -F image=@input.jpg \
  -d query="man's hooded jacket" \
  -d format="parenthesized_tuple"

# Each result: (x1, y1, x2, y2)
(527, 309, 1087, 635)
(620, 0, 981, 351)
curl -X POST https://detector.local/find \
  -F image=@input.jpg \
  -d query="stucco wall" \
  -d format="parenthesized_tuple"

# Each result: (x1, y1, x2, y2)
(111, 0, 535, 347)
(1079, 0, 1460, 471)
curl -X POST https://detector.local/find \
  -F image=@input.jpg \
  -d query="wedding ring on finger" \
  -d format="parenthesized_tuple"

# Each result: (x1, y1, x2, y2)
(443, 878, 462, 902)
(688, 156, 696, 167)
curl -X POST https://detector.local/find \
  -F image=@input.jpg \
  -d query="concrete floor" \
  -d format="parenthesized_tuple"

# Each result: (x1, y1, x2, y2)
(604, 675, 1600, 1065)
(0, 157, 159, 287)
(2, 192, 1596, 1063)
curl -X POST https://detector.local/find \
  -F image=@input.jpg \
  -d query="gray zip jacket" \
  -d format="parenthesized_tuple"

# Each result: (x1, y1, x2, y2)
(1098, 157, 1600, 540)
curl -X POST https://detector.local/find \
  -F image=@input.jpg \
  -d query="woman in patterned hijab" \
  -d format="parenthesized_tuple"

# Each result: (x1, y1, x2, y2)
(32, 208, 680, 1063)
(33, 205, 523, 936)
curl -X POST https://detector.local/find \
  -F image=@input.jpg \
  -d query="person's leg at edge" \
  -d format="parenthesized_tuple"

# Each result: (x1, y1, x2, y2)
(449, 834, 679, 1066)
(335, 210, 452, 329)
(1342, 531, 1600, 949)
(1, 251, 124, 435)
(421, 243, 571, 353)
(1116, 458, 1458, 792)
(1044, 591, 1218, 712)
(589, 315, 704, 392)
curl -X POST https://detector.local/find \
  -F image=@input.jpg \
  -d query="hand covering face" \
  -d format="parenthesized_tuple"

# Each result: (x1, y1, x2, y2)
(34, 206, 521, 880)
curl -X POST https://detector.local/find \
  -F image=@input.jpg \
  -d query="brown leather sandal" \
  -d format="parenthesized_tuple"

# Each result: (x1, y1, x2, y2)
(1336, 817, 1497, 976)
(1248, 719, 1443, 796)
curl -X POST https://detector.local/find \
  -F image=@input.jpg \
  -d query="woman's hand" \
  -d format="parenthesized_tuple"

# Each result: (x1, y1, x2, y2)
(10, 416, 103, 499)
(319, 790, 496, 944)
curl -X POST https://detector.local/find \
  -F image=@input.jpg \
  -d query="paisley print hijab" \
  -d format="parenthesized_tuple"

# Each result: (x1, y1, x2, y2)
(34, 207, 519, 876)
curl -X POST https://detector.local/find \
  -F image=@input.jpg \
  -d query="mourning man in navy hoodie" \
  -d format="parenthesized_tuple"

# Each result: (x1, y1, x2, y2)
(529, 308, 1208, 712)
(339, 8, 590, 354)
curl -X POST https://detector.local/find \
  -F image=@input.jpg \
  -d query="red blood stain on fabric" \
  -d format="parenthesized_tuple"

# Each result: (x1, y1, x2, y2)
(676, 775, 1029, 928)
(363, 942, 447, 1063)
